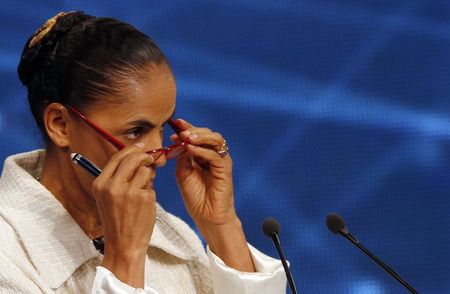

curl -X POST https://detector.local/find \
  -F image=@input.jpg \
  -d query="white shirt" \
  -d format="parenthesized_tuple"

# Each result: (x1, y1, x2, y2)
(0, 150, 287, 293)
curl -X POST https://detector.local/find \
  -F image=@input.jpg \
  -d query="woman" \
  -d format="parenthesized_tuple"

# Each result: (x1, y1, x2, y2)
(0, 11, 286, 293)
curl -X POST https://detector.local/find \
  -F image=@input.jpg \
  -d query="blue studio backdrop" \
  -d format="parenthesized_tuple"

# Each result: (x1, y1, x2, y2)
(1, 1, 449, 293)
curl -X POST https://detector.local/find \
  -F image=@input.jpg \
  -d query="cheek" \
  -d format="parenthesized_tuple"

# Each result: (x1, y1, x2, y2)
(70, 126, 116, 168)
(69, 132, 117, 197)
(76, 141, 115, 171)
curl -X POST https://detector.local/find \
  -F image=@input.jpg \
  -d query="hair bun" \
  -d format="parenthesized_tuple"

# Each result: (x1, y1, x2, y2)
(18, 11, 93, 86)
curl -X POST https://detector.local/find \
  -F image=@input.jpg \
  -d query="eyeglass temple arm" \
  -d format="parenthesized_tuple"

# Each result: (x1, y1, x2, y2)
(69, 106, 183, 149)
(67, 105, 126, 150)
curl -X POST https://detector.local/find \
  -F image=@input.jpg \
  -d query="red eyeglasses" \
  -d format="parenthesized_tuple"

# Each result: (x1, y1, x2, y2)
(66, 105, 186, 160)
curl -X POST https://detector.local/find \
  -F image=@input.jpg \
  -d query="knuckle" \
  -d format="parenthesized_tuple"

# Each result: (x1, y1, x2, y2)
(136, 166, 152, 178)
(125, 188, 139, 199)
(91, 180, 103, 195)
(212, 132, 223, 140)
(110, 150, 126, 163)
(109, 151, 121, 161)
(131, 189, 155, 203)
(143, 166, 152, 176)
(105, 184, 119, 196)
(131, 152, 153, 165)
(124, 152, 141, 163)
(139, 187, 155, 197)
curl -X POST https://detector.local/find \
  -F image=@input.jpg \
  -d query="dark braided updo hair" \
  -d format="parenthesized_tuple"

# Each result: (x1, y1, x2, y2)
(17, 11, 168, 141)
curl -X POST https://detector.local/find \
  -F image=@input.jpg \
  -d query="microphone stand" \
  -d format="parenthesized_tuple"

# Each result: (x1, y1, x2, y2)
(271, 233, 298, 294)
(340, 229, 418, 294)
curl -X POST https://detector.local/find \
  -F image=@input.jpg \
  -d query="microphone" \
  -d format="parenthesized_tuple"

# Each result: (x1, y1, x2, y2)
(326, 213, 419, 294)
(262, 218, 298, 294)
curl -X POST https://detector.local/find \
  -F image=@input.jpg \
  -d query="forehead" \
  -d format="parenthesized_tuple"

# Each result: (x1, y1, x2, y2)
(88, 63, 176, 124)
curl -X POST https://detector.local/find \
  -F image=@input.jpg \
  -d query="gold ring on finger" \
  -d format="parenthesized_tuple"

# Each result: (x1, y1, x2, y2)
(217, 139, 229, 158)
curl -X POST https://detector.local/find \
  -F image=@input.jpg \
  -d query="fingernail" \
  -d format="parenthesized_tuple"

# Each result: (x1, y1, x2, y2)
(134, 142, 145, 148)
(189, 134, 198, 139)
(177, 118, 186, 123)
(183, 130, 191, 136)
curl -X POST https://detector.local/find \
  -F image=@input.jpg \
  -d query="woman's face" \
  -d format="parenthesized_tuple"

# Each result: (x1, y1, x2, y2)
(68, 63, 176, 195)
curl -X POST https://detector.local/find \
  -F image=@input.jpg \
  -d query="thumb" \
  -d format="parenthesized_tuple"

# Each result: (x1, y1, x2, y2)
(175, 152, 193, 180)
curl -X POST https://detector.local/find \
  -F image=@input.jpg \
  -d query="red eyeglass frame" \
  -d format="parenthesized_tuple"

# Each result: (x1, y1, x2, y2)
(66, 105, 186, 160)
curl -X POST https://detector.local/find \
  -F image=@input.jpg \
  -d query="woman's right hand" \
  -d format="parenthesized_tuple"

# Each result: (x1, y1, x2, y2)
(91, 142, 156, 288)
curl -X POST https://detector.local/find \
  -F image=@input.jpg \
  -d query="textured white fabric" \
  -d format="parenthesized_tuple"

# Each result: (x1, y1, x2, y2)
(0, 150, 287, 293)
(94, 244, 287, 294)
(207, 244, 287, 294)
(93, 266, 159, 294)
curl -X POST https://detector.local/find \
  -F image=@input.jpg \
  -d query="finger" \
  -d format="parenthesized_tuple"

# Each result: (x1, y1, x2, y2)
(174, 151, 207, 184)
(170, 118, 195, 133)
(130, 165, 154, 189)
(170, 134, 182, 144)
(112, 152, 155, 183)
(179, 127, 211, 139)
(184, 144, 229, 169)
(180, 130, 224, 148)
(100, 143, 149, 180)
(174, 152, 190, 179)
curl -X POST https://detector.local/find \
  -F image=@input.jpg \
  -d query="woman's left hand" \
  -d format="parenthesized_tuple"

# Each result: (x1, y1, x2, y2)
(170, 118, 255, 272)
(170, 118, 236, 227)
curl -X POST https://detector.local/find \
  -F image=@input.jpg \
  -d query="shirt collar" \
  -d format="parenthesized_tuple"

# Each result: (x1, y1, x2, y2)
(0, 150, 198, 289)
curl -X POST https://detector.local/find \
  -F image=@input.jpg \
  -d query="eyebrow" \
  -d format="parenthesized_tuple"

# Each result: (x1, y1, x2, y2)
(125, 109, 176, 128)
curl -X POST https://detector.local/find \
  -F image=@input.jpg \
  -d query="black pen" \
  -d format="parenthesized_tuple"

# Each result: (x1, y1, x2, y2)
(71, 153, 102, 177)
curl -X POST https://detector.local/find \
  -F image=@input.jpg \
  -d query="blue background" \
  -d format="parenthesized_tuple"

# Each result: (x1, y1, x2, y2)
(1, 1, 449, 293)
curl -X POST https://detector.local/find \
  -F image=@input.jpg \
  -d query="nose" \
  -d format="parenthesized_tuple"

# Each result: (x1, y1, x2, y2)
(144, 135, 167, 168)
(143, 131, 167, 167)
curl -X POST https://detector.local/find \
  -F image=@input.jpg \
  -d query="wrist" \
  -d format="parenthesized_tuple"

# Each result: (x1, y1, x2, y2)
(101, 245, 147, 288)
(196, 216, 256, 272)
(196, 214, 242, 244)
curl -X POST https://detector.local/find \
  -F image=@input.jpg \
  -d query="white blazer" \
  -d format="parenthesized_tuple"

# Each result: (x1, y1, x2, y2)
(0, 150, 286, 293)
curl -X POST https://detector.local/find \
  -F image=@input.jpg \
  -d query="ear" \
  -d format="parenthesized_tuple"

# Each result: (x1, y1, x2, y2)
(43, 103, 72, 147)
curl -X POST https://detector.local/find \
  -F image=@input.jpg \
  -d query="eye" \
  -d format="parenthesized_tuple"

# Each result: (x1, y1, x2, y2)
(124, 127, 145, 140)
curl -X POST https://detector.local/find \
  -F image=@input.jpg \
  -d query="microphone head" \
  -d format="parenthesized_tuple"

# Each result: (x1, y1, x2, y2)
(262, 217, 281, 237)
(326, 213, 346, 234)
